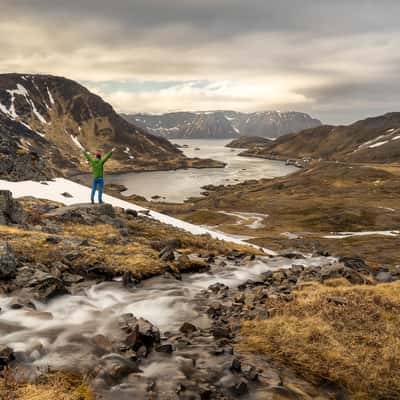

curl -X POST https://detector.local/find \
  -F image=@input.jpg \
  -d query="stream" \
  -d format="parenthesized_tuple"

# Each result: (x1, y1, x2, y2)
(0, 253, 337, 399)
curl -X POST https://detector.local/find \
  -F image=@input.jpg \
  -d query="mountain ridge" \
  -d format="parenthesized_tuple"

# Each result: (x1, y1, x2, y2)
(0, 73, 221, 180)
(122, 110, 322, 139)
(239, 112, 400, 164)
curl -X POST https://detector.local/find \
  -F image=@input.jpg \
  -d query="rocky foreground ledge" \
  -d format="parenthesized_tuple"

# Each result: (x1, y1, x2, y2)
(0, 191, 399, 399)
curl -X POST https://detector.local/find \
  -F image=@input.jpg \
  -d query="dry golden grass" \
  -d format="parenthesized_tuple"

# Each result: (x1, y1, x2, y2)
(0, 371, 94, 400)
(240, 282, 400, 399)
(0, 209, 261, 280)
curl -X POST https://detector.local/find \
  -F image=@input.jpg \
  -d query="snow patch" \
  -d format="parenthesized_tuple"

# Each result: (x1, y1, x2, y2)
(0, 84, 29, 119)
(70, 135, 84, 150)
(378, 206, 395, 212)
(324, 230, 400, 239)
(46, 87, 55, 105)
(0, 83, 48, 125)
(369, 140, 388, 148)
(281, 232, 302, 240)
(30, 100, 47, 124)
(0, 178, 276, 255)
(218, 211, 267, 230)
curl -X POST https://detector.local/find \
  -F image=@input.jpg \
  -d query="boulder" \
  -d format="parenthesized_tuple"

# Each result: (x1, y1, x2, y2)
(339, 256, 369, 272)
(31, 275, 69, 302)
(119, 314, 160, 352)
(125, 209, 138, 217)
(281, 252, 306, 260)
(0, 191, 25, 225)
(44, 203, 115, 225)
(156, 344, 174, 353)
(230, 358, 242, 372)
(159, 246, 175, 262)
(176, 254, 210, 273)
(179, 322, 197, 335)
(0, 346, 15, 371)
(241, 364, 258, 381)
(230, 380, 248, 396)
(212, 324, 231, 339)
(0, 242, 17, 280)
(320, 263, 367, 285)
(93, 354, 140, 386)
(376, 271, 393, 283)
(208, 282, 229, 295)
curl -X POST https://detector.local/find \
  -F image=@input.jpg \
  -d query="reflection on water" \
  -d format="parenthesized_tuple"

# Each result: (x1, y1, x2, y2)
(108, 139, 297, 202)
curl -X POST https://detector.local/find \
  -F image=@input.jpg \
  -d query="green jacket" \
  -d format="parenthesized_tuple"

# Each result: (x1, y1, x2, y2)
(84, 150, 113, 178)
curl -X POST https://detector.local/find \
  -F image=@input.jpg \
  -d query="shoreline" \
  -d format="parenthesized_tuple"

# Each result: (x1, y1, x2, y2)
(66, 157, 226, 179)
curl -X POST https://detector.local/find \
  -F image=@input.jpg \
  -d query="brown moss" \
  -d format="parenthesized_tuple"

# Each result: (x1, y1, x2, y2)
(240, 282, 400, 399)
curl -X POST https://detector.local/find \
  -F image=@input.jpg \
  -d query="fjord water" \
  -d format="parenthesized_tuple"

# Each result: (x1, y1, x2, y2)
(108, 139, 297, 202)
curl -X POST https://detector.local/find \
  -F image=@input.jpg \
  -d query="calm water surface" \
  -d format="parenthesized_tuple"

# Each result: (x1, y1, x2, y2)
(108, 139, 297, 202)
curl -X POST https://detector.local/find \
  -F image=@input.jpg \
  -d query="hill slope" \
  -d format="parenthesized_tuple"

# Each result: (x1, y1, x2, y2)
(241, 113, 400, 163)
(226, 136, 274, 149)
(0, 74, 211, 179)
(122, 111, 322, 139)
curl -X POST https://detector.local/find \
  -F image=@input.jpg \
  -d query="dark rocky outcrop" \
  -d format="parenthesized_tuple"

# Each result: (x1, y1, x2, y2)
(0, 242, 17, 279)
(0, 190, 25, 225)
(44, 203, 115, 225)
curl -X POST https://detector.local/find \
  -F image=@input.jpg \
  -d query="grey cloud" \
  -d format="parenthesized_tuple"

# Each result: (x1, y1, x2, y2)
(5, 0, 400, 41)
(1, 0, 400, 123)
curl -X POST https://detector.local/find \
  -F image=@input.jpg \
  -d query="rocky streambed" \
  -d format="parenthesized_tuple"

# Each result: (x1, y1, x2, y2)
(0, 247, 367, 399)
(0, 192, 394, 399)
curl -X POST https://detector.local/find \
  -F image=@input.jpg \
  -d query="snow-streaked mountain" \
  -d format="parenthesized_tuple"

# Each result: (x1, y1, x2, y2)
(0, 74, 185, 179)
(240, 112, 400, 164)
(122, 111, 322, 139)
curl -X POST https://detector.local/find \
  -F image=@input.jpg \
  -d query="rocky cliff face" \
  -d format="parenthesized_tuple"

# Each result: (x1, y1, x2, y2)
(122, 111, 322, 139)
(240, 112, 400, 163)
(0, 74, 191, 179)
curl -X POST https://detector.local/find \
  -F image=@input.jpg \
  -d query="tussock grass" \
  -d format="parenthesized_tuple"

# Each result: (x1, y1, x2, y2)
(240, 282, 400, 399)
(0, 210, 261, 280)
(0, 371, 94, 400)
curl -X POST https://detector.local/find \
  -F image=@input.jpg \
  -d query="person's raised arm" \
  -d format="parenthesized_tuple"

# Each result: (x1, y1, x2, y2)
(83, 151, 94, 162)
(102, 148, 115, 164)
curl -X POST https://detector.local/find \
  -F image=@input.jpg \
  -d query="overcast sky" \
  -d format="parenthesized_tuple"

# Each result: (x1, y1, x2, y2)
(1, 0, 399, 124)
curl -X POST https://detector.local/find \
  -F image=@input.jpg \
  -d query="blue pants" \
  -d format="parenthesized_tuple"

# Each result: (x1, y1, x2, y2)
(91, 178, 104, 203)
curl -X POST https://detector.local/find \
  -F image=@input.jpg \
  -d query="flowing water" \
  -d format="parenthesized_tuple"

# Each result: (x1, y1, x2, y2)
(107, 139, 297, 202)
(0, 254, 336, 398)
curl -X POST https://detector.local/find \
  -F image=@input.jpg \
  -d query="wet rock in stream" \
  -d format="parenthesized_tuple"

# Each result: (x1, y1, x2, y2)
(119, 313, 161, 353)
